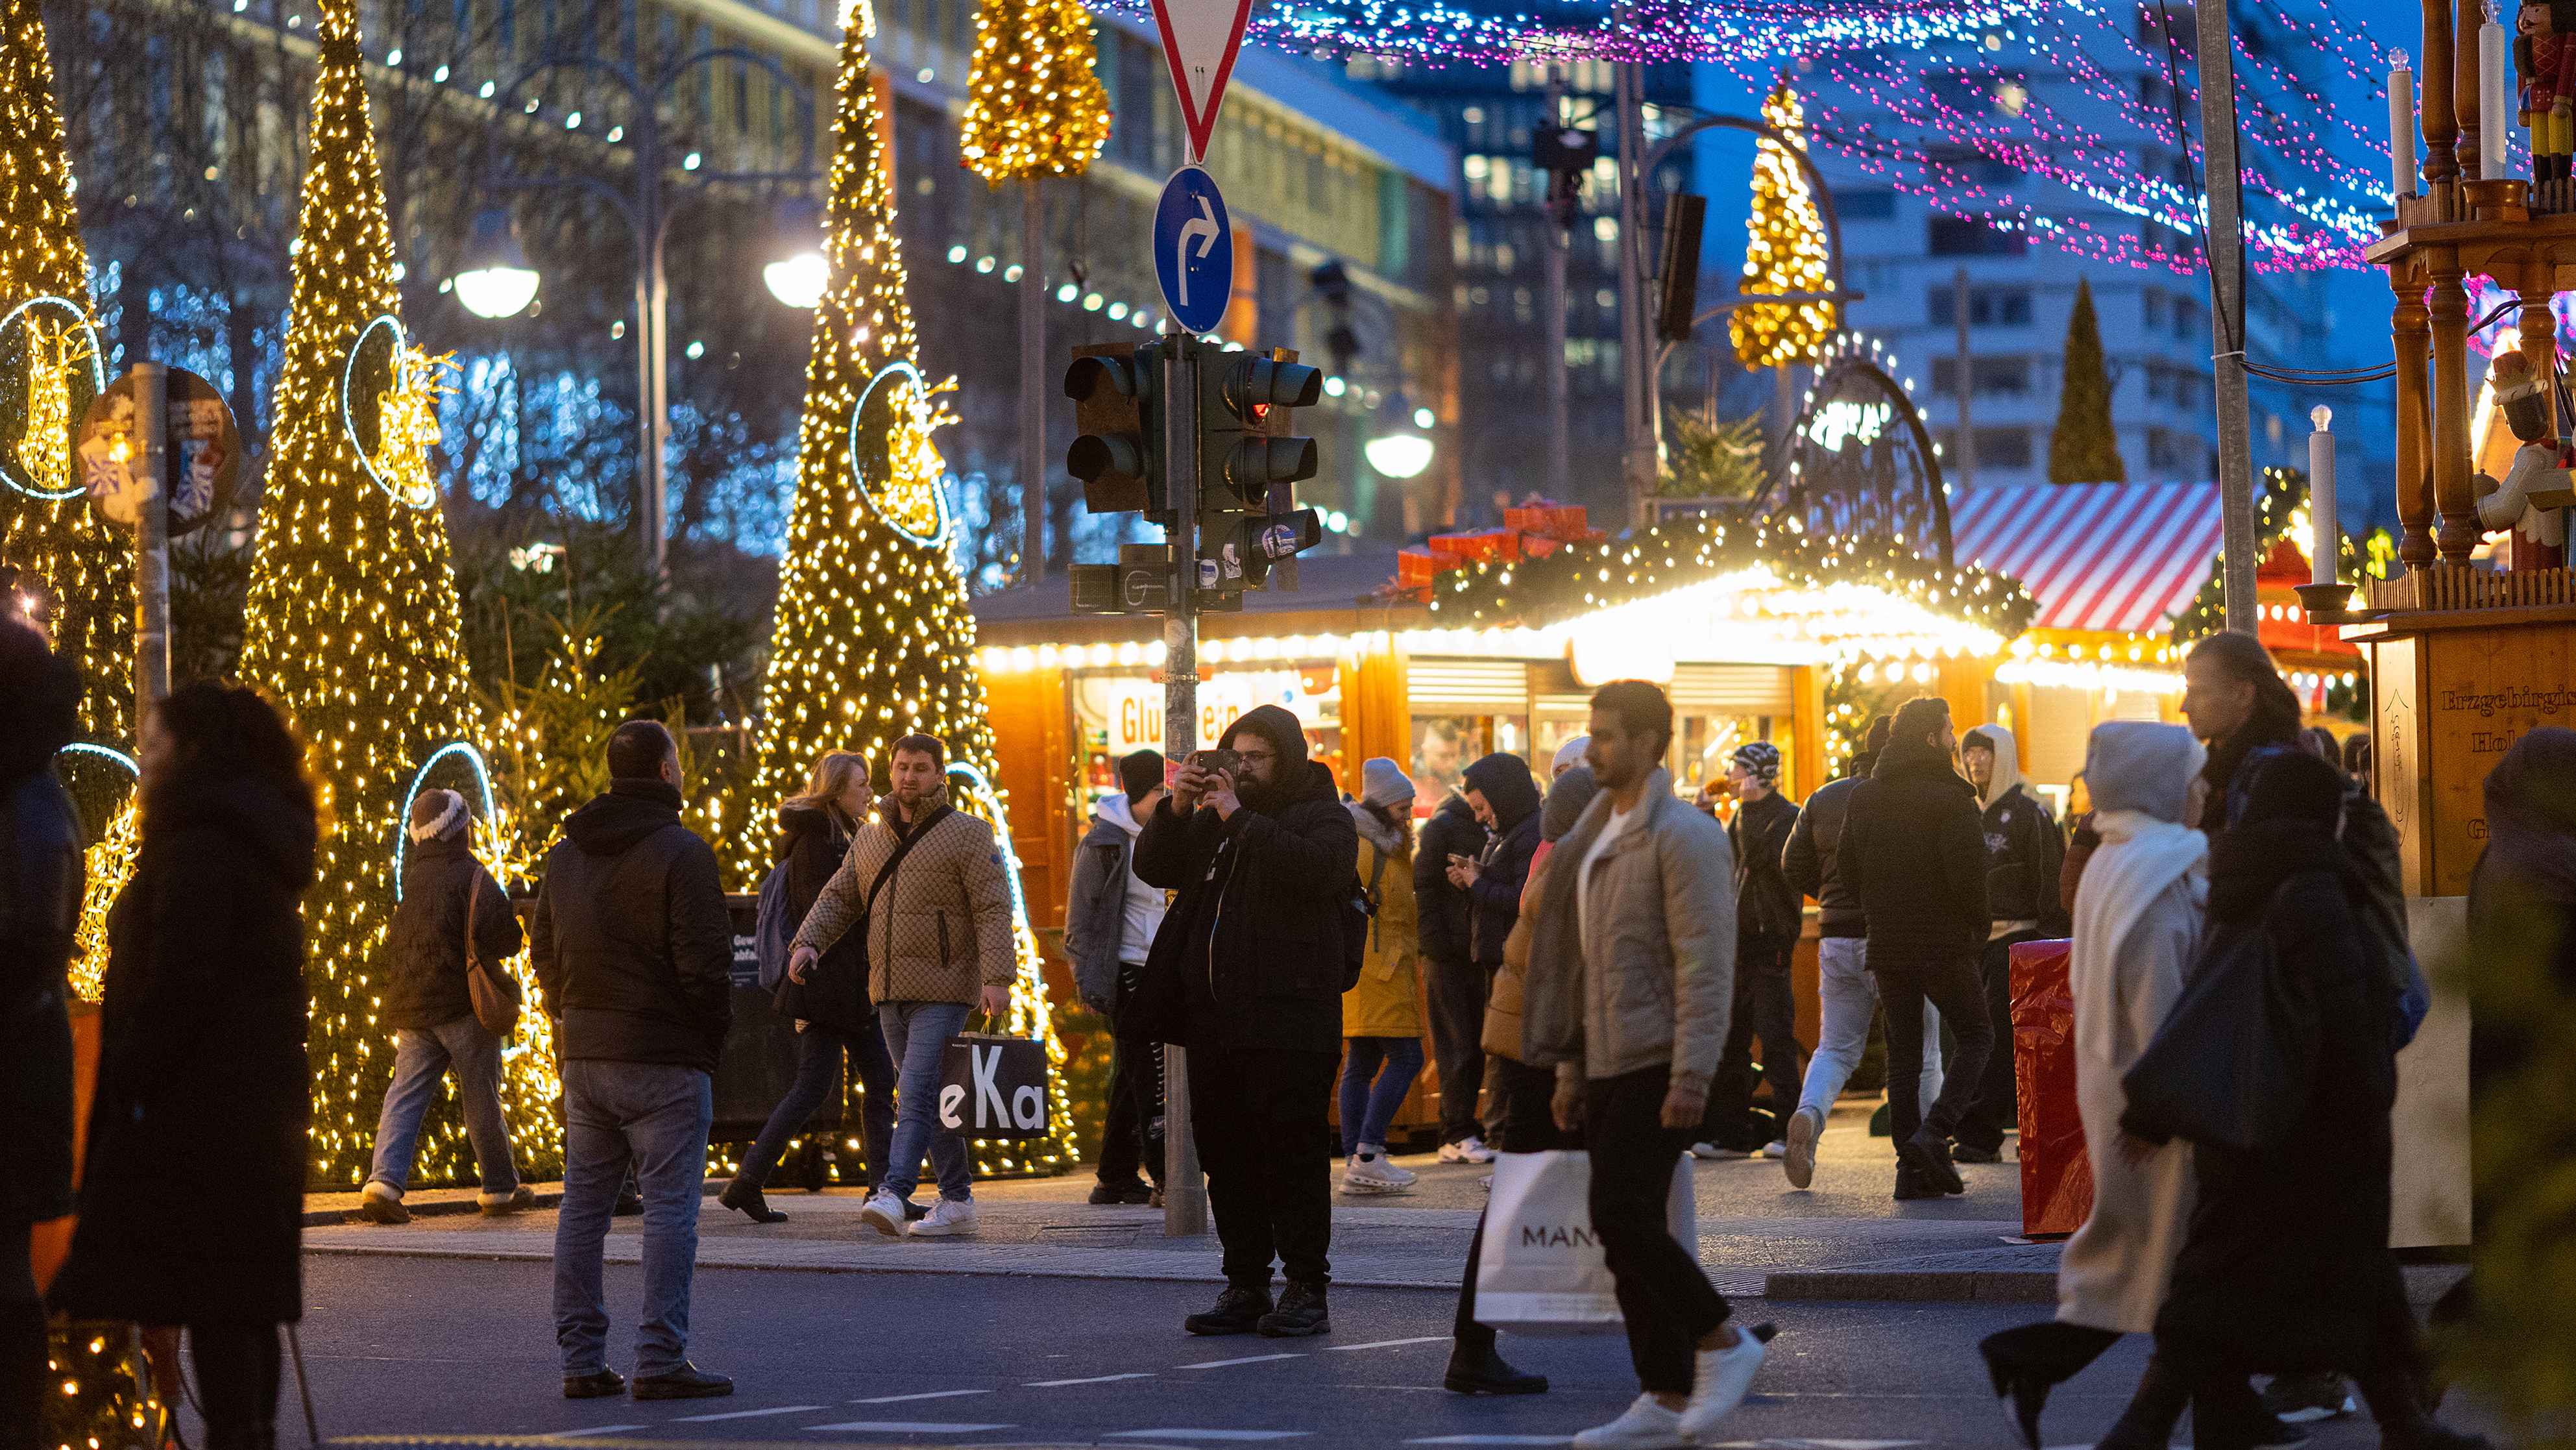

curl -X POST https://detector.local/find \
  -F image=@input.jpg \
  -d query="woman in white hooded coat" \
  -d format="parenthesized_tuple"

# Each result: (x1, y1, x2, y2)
(1977, 721, 2212, 1449)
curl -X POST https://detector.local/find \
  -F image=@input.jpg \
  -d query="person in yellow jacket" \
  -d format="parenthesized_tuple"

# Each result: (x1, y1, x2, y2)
(1341, 759, 1424, 1194)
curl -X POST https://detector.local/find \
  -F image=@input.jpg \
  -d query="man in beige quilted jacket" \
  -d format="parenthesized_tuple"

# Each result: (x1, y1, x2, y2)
(1522, 680, 1767, 1450)
(788, 733, 1014, 1239)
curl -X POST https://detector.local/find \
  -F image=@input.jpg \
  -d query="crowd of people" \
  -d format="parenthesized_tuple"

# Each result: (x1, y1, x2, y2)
(0, 595, 2561, 1450)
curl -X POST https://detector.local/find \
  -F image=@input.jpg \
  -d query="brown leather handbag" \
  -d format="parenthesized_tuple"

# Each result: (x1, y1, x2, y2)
(464, 869, 521, 1038)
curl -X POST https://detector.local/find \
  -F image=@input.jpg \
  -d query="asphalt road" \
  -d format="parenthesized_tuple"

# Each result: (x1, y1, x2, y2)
(287, 1254, 2420, 1450)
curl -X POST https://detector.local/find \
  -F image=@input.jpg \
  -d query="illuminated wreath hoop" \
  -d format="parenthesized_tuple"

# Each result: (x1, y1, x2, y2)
(56, 740, 139, 778)
(1775, 332, 1954, 565)
(393, 740, 500, 900)
(341, 313, 440, 510)
(1, 295, 106, 501)
(847, 360, 954, 548)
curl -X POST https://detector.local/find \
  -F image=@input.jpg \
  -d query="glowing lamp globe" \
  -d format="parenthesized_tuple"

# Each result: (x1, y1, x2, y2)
(764, 251, 830, 309)
(1365, 431, 1435, 479)
(451, 209, 539, 319)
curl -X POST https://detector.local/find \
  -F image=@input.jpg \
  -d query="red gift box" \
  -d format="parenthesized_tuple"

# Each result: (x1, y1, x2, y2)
(1427, 529, 1520, 564)
(1505, 502, 1590, 539)
(2009, 938, 2093, 1238)
(1396, 548, 1441, 590)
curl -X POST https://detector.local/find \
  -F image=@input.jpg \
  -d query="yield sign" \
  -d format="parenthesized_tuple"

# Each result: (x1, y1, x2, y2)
(1150, 0, 1253, 164)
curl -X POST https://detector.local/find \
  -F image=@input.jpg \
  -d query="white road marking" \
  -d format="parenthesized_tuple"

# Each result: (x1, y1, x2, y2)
(548, 1425, 646, 1438)
(1102, 1433, 1311, 1442)
(801, 1421, 1014, 1434)
(845, 1389, 993, 1405)
(1327, 1336, 1450, 1351)
(671, 1405, 825, 1423)
(1023, 1371, 1159, 1387)
(1177, 1353, 1306, 1370)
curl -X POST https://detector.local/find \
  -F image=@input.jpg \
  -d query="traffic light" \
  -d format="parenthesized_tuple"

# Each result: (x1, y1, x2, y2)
(1229, 508, 1322, 591)
(1064, 339, 1165, 517)
(1196, 350, 1322, 512)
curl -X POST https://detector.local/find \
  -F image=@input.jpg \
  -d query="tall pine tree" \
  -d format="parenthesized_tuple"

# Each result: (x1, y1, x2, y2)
(2048, 278, 2126, 482)
(1730, 80, 1837, 370)
(238, 0, 538, 1185)
(748, 0, 1073, 1175)
(0, 0, 130, 746)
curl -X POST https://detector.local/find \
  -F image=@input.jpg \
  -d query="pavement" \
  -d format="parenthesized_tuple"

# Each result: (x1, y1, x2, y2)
(284, 1253, 2497, 1450)
(306, 1102, 2041, 1300)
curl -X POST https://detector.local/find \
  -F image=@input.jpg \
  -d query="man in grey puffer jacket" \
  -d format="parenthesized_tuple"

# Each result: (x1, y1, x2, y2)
(1521, 680, 1768, 1449)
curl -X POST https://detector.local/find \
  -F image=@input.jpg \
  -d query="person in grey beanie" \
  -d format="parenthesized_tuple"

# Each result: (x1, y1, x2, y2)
(1340, 759, 1424, 1195)
(1699, 740, 1806, 1158)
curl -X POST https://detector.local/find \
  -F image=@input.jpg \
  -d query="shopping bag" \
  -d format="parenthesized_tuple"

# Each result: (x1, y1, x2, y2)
(938, 1027, 1051, 1140)
(2121, 891, 2319, 1153)
(1472, 1149, 1697, 1336)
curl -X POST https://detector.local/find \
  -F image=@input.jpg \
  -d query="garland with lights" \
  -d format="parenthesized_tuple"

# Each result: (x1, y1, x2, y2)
(741, 2, 1073, 1176)
(1731, 80, 1836, 371)
(2169, 465, 2387, 717)
(0, 0, 129, 749)
(1422, 512, 2036, 643)
(42, 1323, 165, 1450)
(960, 0, 1111, 182)
(236, 0, 546, 1187)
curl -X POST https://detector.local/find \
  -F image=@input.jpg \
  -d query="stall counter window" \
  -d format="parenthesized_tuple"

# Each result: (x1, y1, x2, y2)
(1408, 712, 1527, 814)
(1073, 665, 1345, 806)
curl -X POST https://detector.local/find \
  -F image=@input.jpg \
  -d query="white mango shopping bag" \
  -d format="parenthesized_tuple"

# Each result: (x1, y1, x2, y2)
(1473, 1149, 1697, 1335)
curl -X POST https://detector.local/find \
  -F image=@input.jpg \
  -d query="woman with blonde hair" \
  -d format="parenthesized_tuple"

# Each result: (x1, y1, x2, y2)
(720, 751, 903, 1223)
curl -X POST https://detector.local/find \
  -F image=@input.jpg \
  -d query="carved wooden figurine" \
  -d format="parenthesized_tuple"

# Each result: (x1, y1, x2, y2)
(2475, 350, 2570, 569)
(2518, 0, 2576, 184)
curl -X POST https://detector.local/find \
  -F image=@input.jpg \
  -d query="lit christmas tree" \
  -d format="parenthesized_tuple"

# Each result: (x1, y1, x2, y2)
(2047, 278, 2126, 483)
(0, 0, 129, 747)
(747, 0, 1074, 1175)
(958, 0, 1111, 181)
(1731, 80, 1838, 371)
(237, 0, 559, 1185)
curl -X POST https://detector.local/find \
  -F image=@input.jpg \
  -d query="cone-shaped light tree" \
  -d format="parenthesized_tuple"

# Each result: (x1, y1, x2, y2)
(1731, 80, 1838, 371)
(0, 0, 129, 746)
(2048, 278, 2125, 482)
(748, 0, 1074, 1175)
(238, 0, 559, 1185)
(958, 0, 1110, 180)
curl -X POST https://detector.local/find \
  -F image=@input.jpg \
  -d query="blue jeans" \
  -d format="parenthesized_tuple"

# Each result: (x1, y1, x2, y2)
(738, 1023, 898, 1190)
(878, 1000, 974, 1202)
(366, 1017, 518, 1196)
(1337, 1036, 1425, 1155)
(553, 1060, 711, 1378)
(1795, 937, 1943, 1119)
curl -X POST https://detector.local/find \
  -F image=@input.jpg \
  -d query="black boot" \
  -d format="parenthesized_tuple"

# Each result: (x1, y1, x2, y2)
(1445, 1336, 1548, 1395)
(2096, 1353, 2193, 1450)
(1902, 1126, 1966, 1195)
(1981, 1339, 2054, 1450)
(719, 1177, 788, 1224)
(2358, 1358, 2491, 1450)
(1184, 1284, 1272, 1336)
(1258, 1281, 1331, 1338)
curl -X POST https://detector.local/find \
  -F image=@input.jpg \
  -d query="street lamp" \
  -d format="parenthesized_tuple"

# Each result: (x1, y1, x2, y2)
(762, 199, 828, 310)
(452, 208, 541, 320)
(450, 47, 818, 581)
(1365, 393, 1436, 480)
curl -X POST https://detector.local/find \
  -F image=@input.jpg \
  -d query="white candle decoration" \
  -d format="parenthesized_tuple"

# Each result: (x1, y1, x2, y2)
(2310, 404, 2338, 587)
(2484, 1, 2510, 173)
(2392, 49, 2418, 203)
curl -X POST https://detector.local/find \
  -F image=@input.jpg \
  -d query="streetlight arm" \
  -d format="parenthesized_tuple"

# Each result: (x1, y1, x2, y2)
(1636, 112, 1848, 300)
(653, 45, 822, 176)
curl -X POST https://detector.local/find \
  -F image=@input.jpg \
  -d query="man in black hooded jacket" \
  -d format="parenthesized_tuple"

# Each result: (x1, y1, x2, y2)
(1416, 787, 1489, 1160)
(1451, 753, 1542, 1149)
(1132, 704, 1359, 1340)
(1840, 696, 1994, 1201)
(531, 719, 735, 1401)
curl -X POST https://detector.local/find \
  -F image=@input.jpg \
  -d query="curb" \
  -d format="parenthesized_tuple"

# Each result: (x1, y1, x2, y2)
(303, 1192, 566, 1227)
(1762, 1267, 2054, 1303)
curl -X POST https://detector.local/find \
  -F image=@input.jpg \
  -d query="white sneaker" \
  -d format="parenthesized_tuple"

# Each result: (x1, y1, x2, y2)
(1439, 1137, 1496, 1164)
(858, 1191, 910, 1238)
(1676, 1329, 1768, 1438)
(1341, 1151, 1412, 1195)
(1688, 1141, 1749, 1160)
(1356, 1144, 1417, 1186)
(1476, 1173, 1493, 1192)
(1781, 1105, 1824, 1190)
(907, 1198, 980, 1238)
(1760, 1139, 1790, 1159)
(1573, 1392, 1690, 1449)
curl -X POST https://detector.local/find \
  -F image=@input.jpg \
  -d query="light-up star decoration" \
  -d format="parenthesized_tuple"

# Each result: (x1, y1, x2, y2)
(342, 313, 451, 510)
(847, 359, 959, 548)
(2, 294, 103, 501)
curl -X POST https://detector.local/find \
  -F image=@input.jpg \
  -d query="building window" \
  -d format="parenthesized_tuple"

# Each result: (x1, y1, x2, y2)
(1932, 357, 2034, 396)
(1927, 286, 2033, 327)
(1928, 215, 2026, 256)
(1839, 188, 1897, 220)
(1972, 428, 2034, 468)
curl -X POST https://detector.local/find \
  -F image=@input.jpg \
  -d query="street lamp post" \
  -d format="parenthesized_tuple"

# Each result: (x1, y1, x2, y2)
(449, 46, 820, 581)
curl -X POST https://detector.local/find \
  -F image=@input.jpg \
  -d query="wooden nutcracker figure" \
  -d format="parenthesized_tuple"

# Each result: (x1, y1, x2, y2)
(2518, 0, 2576, 184)
(2475, 350, 2570, 569)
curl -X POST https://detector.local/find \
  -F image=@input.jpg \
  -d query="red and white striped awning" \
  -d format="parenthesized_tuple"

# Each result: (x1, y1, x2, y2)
(1949, 483, 2222, 635)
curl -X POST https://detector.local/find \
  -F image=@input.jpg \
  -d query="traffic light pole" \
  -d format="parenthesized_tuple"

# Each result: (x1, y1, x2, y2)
(1160, 334, 1209, 1239)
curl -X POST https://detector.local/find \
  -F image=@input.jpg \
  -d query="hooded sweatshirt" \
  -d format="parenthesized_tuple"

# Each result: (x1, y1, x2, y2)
(1965, 724, 2065, 938)
(1462, 752, 1545, 965)
(531, 778, 735, 1070)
